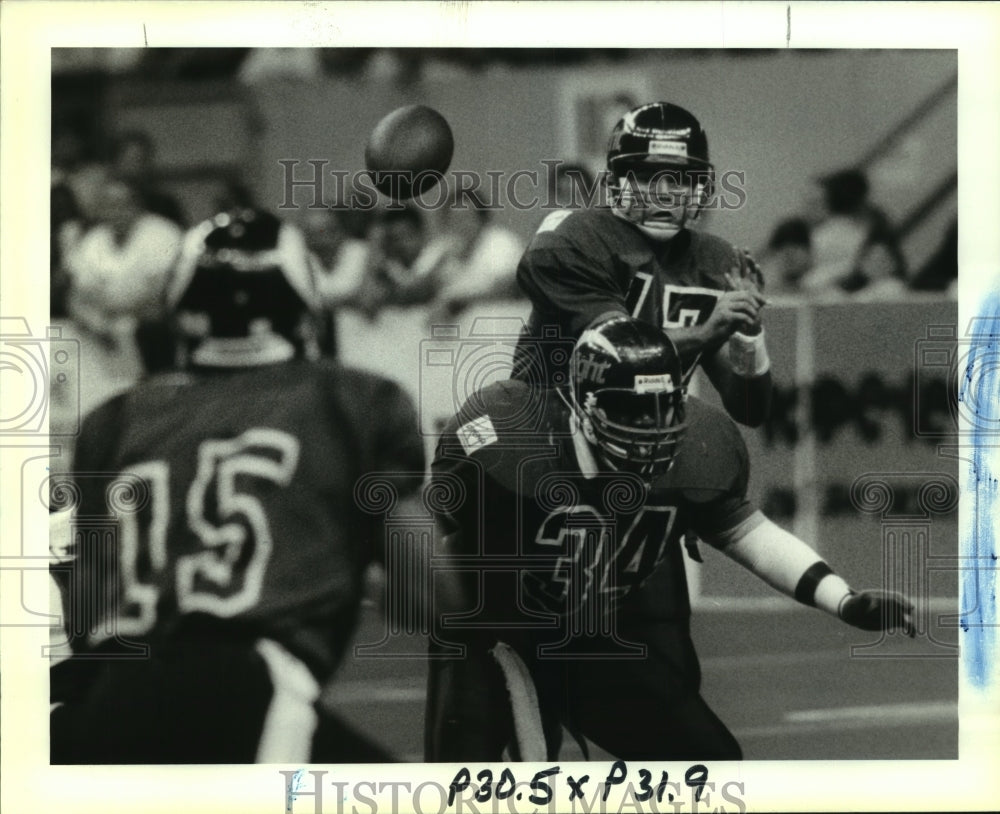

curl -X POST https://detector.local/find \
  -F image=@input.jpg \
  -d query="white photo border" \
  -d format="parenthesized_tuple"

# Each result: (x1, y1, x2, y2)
(2, 2, 998, 813)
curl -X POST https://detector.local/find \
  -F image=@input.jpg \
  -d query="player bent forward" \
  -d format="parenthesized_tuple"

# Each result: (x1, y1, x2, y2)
(425, 316, 913, 761)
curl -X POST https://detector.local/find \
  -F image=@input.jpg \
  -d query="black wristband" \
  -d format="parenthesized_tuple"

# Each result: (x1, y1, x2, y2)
(794, 561, 836, 607)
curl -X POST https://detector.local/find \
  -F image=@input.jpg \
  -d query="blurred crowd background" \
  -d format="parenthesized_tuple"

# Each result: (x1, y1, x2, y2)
(50, 47, 958, 424)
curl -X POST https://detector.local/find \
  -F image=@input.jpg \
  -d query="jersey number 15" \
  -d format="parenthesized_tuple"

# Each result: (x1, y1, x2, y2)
(110, 428, 300, 637)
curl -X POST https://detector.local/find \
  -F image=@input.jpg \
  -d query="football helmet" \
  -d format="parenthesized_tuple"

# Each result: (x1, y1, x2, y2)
(166, 209, 322, 367)
(606, 102, 714, 239)
(570, 316, 687, 479)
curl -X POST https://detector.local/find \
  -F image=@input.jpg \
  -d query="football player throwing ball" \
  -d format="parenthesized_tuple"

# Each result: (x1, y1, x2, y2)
(514, 101, 771, 427)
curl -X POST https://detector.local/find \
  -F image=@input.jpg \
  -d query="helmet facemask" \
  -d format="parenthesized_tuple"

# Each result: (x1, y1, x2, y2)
(605, 101, 715, 239)
(569, 316, 689, 483)
(580, 385, 686, 480)
(607, 164, 711, 239)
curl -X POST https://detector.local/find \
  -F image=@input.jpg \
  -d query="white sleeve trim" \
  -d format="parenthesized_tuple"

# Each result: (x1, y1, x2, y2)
(700, 509, 767, 550)
(715, 514, 850, 615)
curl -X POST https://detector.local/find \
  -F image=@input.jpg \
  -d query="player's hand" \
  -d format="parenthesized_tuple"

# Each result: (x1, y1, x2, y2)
(838, 590, 915, 636)
(699, 289, 766, 346)
(724, 249, 765, 292)
(741, 247, 766, 291)
(723, 248, 767, 335)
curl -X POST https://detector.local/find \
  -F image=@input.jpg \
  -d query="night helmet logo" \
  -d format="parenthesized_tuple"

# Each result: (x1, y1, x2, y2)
(575, 352, 611, 385)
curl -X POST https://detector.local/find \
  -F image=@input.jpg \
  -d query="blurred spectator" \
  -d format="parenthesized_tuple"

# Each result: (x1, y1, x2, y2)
(801, 168, 907, 297)
(431, 191, 525, 317)
(304, 204, 375, 302)
(52, 126, 107, 223)
(64, 175, 183, 338)
(51, 184, 84, 319)
(352, 205, 457, 317)
(111, 130, 187, 226)
(909, 219, 957, 294)
(764, 217, 813, 296)
(213, 175, 258, 213)
(54, 177, 181, 426)
(301, 202, 375, 354)
(362, 50, 424, 86)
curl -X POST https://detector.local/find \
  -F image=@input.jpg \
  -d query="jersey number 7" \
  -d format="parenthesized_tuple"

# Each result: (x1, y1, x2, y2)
(627, 274, 720, 330)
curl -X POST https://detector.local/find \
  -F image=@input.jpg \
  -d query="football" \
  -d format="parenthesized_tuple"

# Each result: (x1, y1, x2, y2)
(364, 104, 454, 200)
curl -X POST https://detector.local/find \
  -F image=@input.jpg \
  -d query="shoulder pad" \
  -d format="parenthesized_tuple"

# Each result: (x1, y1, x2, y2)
(666, 397, 748, 501)
(688, 231, 742, 282)
(528, 207, 618, 247)
(438, 382, 568, 487)
(535, 209, 574, 235)
(444, 380, 558, 442)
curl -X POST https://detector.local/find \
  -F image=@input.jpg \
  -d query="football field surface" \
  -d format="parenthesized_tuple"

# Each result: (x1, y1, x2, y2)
(324, 604, 959, 762)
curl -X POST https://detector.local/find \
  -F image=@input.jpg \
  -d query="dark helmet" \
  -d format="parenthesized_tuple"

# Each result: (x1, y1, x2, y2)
(166, 209, 322, 366)
(570, 316, 687, 479)
(607, 101, 712, 175)
(605, 102, 715, 235)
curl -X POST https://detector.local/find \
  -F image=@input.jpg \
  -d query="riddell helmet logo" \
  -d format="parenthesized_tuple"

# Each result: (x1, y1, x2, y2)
(576, 352, 611, 384)
(634, 373, 675, 393)
(649, 140, 688, 157)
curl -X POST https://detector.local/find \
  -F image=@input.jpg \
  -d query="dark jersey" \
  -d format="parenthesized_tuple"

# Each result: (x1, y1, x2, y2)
(512, 208, 744, 382)
(431, 380, 756, 632)
(68, 359, 423, 679)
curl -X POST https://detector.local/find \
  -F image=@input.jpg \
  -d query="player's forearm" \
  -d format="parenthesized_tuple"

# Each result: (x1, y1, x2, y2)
(704, 335, 773, 427)
(717, 367, 773, 427)
(714, 514, 914, 633)
(663, 325, 718, 369)
(711, 514, 852, 618)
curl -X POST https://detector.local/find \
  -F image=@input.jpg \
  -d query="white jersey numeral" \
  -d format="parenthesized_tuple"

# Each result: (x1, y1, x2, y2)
(178, 429, 300, 616)
(529, 504, 677, 611)
(113, 461, 169, 635)
(106, 429, 301, 635)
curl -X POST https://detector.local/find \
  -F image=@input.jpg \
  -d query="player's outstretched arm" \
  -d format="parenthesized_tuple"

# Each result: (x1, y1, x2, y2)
(709, 513, 915, 635)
